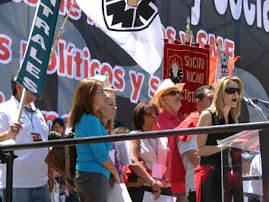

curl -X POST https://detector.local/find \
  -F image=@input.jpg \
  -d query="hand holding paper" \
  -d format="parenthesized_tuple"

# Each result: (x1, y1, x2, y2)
(143, 191, 176, 202)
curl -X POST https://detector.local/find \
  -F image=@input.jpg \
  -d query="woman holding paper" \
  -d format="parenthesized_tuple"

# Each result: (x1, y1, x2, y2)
(68, 78, 120, 202)
(128, 100, 173, 201)
(196, 76, 244, 202)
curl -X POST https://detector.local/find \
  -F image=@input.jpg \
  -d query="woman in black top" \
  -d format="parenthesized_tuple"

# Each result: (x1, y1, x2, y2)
(196, 76, 244, 202)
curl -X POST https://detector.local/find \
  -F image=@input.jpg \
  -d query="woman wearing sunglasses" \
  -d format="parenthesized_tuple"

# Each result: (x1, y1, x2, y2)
(195, 76, 244, 202)
(128, 100, 172, 201)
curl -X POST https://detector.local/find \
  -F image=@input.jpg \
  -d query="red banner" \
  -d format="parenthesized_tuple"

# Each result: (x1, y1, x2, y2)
(163, 41, 210, 116)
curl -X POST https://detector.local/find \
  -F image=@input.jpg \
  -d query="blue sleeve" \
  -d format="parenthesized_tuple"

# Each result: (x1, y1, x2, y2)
(85, 117, 110, 164)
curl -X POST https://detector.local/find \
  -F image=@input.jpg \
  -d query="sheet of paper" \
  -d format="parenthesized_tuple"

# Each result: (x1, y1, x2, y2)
(108, 183, 132, 202)
(109, 149, 115, 165)
(115, 141, 132, 166)
(143, 191, 176, 202)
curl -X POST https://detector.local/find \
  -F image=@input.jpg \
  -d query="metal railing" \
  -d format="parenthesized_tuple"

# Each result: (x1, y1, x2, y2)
(1, 121, 269, 202)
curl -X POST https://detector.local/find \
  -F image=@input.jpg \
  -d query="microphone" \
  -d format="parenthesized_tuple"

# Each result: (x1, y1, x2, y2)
(241, 97, 268, 121)
(241, 97, 252, 105)
(252, 97, 269, 108)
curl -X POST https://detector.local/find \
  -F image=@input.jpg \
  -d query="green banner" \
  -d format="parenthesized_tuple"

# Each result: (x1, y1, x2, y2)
(16, 0, 60, 99)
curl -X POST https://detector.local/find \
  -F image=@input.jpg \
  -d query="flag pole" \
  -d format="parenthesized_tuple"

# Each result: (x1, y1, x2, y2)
(127, 0, 139, 7)
(49, 1, 75, 59)
(16, 88, 27, 123)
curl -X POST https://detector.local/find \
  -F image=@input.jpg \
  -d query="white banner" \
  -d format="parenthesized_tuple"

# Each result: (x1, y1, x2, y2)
(76, 0, 164, 75)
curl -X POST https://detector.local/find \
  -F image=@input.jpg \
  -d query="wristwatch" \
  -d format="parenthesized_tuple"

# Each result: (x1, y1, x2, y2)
(162, 176, 169, 183)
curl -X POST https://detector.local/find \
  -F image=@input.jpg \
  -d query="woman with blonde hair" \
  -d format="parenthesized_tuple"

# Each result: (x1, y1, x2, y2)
(99, 93, 117, 134)
(195, 76, 244, 202)
(98, 92, 125, 180)
(68, 78, 120, 202)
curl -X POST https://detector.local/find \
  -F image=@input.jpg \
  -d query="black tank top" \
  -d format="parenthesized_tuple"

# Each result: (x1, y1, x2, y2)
(200, 111, 235, 168)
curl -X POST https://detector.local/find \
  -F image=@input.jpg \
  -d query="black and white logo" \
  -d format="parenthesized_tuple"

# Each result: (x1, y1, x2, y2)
(169, 62, 184, 84)
(102, 0, 158, 31)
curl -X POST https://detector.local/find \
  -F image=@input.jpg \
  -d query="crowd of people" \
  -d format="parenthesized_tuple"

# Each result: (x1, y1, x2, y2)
(0, 71, 263, 202)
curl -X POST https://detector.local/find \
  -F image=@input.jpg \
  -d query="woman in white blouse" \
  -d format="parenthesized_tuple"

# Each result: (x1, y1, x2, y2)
(128, 100, 172, 201)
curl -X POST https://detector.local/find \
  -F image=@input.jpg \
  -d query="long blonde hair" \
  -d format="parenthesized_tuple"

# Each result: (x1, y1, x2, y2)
(68, 78, 103, 128)
(99, 93, 116, 134)
(209, 76, 243, 122)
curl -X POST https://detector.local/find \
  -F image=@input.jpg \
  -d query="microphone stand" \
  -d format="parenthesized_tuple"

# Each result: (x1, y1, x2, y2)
(252, 98, 269, 109)
(243, 99, 265, 202)
(246, 99, 268, 121)
(245, 99, 267, 202)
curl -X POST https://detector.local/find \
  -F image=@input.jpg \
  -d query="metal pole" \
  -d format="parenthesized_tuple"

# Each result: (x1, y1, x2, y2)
(6, 151, 15, 202)
(246, 99, 268, 122)
(0, 122, 269, 152)
(16, 87, 27, 123)
(259, 128, 269, 201)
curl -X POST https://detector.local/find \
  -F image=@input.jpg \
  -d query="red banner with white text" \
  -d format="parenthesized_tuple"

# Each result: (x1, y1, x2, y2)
(163, 41, 210, 116)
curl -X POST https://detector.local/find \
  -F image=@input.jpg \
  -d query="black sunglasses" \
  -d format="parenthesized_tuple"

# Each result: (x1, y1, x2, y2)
(225, 87, 241, 95)
(163, 90, 182, 96)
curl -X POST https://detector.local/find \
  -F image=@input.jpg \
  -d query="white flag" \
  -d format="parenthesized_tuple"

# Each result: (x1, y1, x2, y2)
(76, 0, 164, 75)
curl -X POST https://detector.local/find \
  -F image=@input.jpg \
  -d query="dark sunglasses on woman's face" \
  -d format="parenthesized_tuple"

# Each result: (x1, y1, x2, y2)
(163, 90, 182, 96)
(225, 87, 241, 95)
